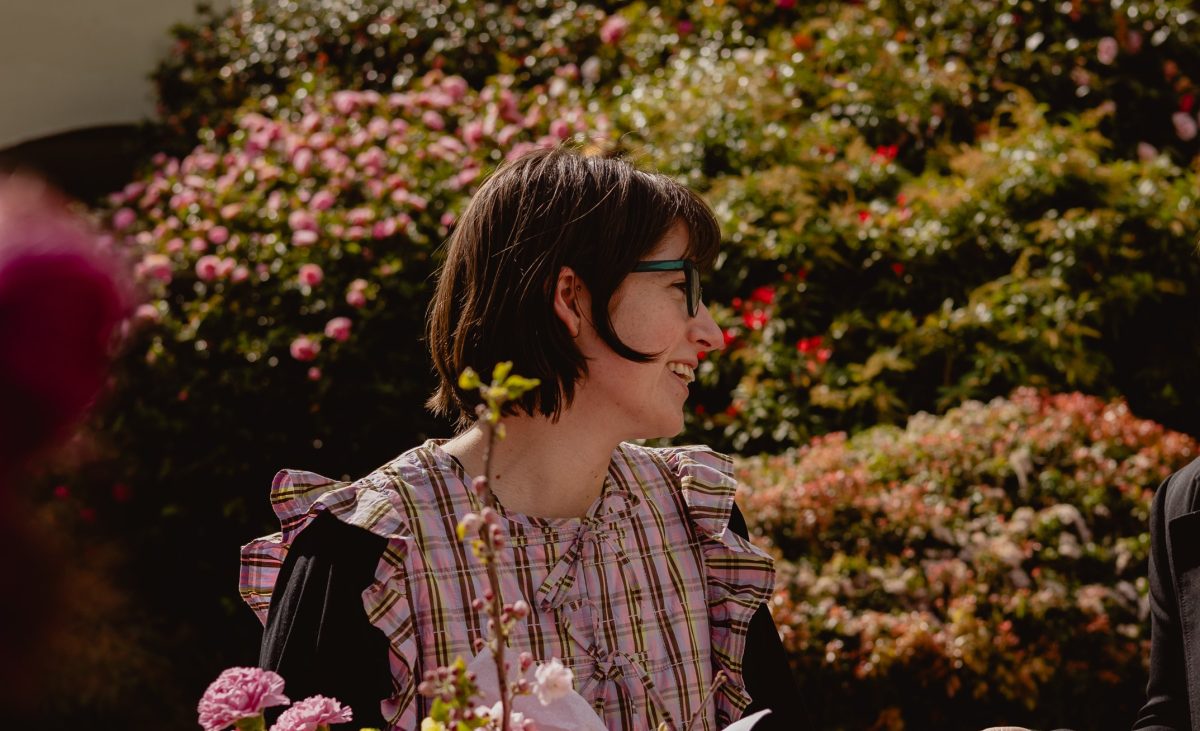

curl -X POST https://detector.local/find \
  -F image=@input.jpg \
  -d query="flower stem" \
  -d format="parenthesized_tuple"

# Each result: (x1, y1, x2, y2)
(481, 420, 510, 731)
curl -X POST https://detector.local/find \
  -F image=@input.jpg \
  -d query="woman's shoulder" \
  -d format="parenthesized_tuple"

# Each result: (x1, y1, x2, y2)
(617, 442, 739, 538)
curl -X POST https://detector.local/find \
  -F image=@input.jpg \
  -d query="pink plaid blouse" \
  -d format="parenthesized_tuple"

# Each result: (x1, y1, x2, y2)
(240, 441, 775, 730)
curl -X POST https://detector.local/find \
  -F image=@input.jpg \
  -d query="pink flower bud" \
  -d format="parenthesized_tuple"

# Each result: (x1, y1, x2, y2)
(297, 263, 324, 287)
(307, 366, 321, 381)
(289, 336, 320, 362)
(324, 316, 352, 342)
(195, 255, 222, 282)
(511, 600, 529, 619)
(599, 14, 629, 45)
(549, 119, 571, 140)
(473, 476, 490, 498)
(346, 288, 367, 308)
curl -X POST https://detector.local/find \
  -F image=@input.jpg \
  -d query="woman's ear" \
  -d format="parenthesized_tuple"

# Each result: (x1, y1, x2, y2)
(553, 266, 584, 338)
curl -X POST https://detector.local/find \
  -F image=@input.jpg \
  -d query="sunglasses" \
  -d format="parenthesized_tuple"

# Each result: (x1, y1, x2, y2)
(631, 259, 702, 317)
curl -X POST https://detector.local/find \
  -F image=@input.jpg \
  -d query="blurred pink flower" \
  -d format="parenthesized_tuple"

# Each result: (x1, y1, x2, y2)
(372, 218, 397, 239)
(292, 147, 314, 175)
(297, 263, 324, 286)
(422, 109, 446, 131)
(442, 75, 469, 101)
(135, 303, 161, 322)
(324, 316, 352, 342)
(138, 253, 173, 283)
(347, 207, 374, 226)
(231, 265, 250, 283)
(599, 14, 629, 44)
(112, 207, 136, 231)
(190, 237, 209, 253)
(549, 119, 571, 140)
(269, 695, 351, 731)
(288, 210, 318, 232)
(1097, 37, 1118, 65)
(208, 225, 229, 245)
(332, 90, 361, 116)
(1137, 142, 1158, 161)
(1126, 30, 1143, 54)
(196, 667, 289, 731)
(1172, 111, 1197, 141)
(195, 255, 222, 282)
(289, 336, 320, 362)
(307, 366, 321, 381)
(292, 230, 318, 247)
(311, 190, 336, 211)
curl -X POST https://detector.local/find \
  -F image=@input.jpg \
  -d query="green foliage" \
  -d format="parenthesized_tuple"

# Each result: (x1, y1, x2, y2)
(737, 388, 1197, 730)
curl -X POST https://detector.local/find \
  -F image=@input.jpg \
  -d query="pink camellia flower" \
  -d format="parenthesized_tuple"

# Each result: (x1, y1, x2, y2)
(533, 659, 574, 705)
(442, 75, 469, 101)
(422, 109, 446, 131)
(231, 265, 250, 283)
(196, 667, 290, 731)
(599, 14, 629, 45)
(166, 237, 185, 253)
(112, 207, 136, 231)
(134, 303, 161, 322)
(217, 257, 237, 278)
(190, 237, 209, 253)
(324, 316, 352, 342)
(288, 209, 318, 232)
(347, 207, 374, 226)
(311, 190, 336, 211)
(138, 253, 173, 283)
(292, 230, 318, 247)
(289, 336, 320, 362)
(195, 255, 222, 282)
(332, 90, 361, 116)
(292, 147, 314, 175)
(1097, 36, 1118, 65)
(372, 218, 398, 239)
(297, 263, 324, 287)
(1172, 111, 1197, 141)
(269, 695, 352, 731)
(549, 119, 571, 140)
(208, 225, 229, 245)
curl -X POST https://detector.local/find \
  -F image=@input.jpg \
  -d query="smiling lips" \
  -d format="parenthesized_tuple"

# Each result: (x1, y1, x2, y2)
(668, 361, 696, 385)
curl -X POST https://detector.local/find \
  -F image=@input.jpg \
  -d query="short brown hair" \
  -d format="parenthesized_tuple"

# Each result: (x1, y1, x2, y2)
(426, 145, 721, 426)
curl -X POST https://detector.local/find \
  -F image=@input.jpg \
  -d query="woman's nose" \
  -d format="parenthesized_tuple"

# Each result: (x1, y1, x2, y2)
(691, 302, 725, 354)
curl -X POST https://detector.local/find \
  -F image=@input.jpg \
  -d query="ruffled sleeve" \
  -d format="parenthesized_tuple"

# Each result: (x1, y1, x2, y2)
(660, 446, 777, 727)
(239, 468, 423, 729)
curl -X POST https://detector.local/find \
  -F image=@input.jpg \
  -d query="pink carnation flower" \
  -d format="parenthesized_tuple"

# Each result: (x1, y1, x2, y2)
(324, 316, 352, 342)
(196, 667, 289, 731)
(290, 336, 321, 362)
(269, 695, 352, 731)
(297, 263, 324, 287)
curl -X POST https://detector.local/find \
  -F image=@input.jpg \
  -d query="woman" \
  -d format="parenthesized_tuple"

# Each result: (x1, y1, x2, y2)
(240, 146, 807, 730)
(1133, 457, 1200, 730)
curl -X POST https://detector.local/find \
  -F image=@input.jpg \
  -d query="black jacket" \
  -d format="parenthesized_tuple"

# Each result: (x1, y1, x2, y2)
(258, 504, 812, 730)
(1134, 457, 1200, 731)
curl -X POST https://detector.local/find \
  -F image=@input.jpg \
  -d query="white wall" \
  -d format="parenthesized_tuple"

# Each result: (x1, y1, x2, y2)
(0, 0, 230, 148)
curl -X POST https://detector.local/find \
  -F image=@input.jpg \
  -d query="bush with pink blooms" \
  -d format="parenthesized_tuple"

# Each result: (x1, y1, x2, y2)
(735, 388, 1197, 730)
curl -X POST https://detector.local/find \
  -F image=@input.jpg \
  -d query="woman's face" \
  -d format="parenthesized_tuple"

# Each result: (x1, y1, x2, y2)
(573, 221, 724, 440)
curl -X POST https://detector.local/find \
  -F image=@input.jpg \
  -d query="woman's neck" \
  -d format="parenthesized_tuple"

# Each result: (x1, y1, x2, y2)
(441, 408, 621, 520)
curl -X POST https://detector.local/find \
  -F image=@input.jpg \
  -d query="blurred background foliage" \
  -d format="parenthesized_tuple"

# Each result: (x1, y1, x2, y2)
(31, 0, 1200, 728)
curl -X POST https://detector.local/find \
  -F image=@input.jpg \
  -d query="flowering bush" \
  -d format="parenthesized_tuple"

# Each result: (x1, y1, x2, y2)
(736, 388, 1197, 730)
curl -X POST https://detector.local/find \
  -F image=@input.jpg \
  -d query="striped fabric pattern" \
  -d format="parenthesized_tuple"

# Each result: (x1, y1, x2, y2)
(240, 441, 776, 730)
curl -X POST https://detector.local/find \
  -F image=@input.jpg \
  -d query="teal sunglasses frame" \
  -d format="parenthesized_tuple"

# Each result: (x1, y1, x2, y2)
(631, 259, 702, 317)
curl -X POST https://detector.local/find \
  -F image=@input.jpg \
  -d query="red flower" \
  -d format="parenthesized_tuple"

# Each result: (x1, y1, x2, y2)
(112, 483, 132, 502)
(858, 210, 871, 224)
(750, 285, 776, 304)
(891, 262, 905, 276)
(817, 348, 832, 363)
(796, 267, 809, 281)
(722, 328, 738, 347)
(731, 296, 743, 308)
(796, 336, 822, 354)
(1182, 93, 1196, 113)
(896, 193, 908, 207)
(743, 309, 769, 330)
(53, 485, 70, 500)
(694, 404, 706, 416)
